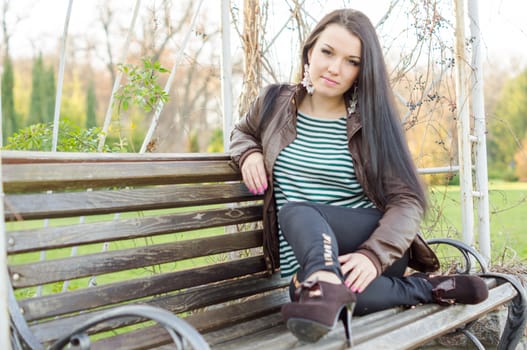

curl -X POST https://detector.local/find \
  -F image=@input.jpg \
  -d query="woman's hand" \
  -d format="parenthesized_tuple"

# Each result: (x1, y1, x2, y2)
(338, 253, 377, 293)
(241, 152, 268, 194)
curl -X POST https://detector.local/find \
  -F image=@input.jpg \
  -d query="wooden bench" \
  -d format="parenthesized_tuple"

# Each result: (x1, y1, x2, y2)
(4, 151, 526, 350)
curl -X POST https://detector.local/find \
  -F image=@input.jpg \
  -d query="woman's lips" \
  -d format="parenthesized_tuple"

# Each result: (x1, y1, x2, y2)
(321, 76, 338, 86)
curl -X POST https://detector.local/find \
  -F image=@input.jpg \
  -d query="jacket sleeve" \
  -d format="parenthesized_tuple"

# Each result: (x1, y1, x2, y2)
(356, 173, 425, 275)
(229, 85, 274, 168)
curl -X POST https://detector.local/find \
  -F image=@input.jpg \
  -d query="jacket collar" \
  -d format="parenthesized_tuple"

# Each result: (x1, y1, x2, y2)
(347, 109, 362, 139)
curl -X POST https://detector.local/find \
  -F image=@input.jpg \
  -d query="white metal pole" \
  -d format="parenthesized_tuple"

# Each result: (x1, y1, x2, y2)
(220, 0, 233, 152)
(0, 153, 11, 350)
(468, 0, 491, 264)
(98, 0, 142, 152)
(454, 0, 475, 246)
(51, 0, 74, 152)
(0, 65, 3, 148)
(139, 0, 205, 153)
(0, 2, 4, 147)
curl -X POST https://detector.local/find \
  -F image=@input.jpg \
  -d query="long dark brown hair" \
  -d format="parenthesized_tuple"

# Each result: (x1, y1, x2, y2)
(300, 9, 427, 211)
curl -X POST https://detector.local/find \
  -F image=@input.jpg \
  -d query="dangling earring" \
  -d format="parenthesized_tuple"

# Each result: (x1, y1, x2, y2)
(301, 64, 315, 95)
(347, 84, 358, 114)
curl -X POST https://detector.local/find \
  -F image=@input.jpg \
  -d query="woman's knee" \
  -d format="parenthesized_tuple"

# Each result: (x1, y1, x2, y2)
(278, 202, 316, 223)
(278, 202, 321, 238)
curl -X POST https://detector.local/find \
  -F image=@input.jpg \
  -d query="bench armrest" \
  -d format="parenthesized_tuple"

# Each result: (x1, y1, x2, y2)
(479, 272, 527, 350)
(48, 304, 210, 350)
(427, 238, 527, 350)
(426, 237, 488, 273)
(9, 275, 209, 350)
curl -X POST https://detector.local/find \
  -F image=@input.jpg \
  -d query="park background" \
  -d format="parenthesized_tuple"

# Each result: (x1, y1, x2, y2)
(1, 0, 526, 267)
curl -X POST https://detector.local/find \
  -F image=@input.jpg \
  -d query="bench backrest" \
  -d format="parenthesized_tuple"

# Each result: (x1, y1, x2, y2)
(3, 151, 288, 348)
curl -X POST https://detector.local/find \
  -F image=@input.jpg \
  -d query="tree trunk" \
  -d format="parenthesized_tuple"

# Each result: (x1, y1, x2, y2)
(238, 0, 262, 117)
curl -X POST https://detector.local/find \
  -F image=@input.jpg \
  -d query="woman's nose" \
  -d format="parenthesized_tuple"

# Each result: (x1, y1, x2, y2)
(327, 59, 341, 75)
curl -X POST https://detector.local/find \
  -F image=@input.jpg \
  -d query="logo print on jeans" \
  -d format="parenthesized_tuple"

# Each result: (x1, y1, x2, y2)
(322, 233, 333, 266)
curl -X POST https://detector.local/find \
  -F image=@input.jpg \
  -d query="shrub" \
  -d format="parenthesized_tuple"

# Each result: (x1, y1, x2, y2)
(3, 118, 127, 152)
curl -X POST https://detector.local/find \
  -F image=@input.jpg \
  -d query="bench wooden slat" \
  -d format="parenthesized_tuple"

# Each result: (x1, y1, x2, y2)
(6, 182, 257, 221)
(89, 289, 290, 350)
(3, 160, 240, 192)
(31, 284, 288, 347)
(204, 313, 285, 349)
(209, 308, 410, 350)
(1, 150, 231, 164)
(151, 273, 288, 316)
(351, 282, 518, 349)
(20, 256, 267, 322)
(211, 322, 291, 350)
(10, 230, 263, 288)
(352, 305, 440, 343)
(27, 274, 289, 342)
(210, 282, 518, 350)
(189, 289, 289, 331)
(7, 205, 262, 253)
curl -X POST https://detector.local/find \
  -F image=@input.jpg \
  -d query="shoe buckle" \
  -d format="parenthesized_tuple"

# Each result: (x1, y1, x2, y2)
(432, 278, 456, 305)
(295, 278, 322, 299)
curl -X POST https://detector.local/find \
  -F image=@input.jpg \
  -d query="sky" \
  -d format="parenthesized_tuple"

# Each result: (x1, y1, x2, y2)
(469, 0, 527, 61)
(4, 1, 527, 68)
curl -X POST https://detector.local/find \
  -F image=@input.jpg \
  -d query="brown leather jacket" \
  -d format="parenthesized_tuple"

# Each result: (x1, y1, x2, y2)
(230, 84, 439, 276)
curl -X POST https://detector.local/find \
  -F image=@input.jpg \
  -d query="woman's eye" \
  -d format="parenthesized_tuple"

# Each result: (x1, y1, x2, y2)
(349, 60, 360, 66)
(321, 49, 332, 55)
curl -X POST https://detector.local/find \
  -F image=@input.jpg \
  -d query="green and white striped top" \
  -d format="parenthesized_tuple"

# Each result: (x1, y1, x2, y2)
(273, 112, 375, 277)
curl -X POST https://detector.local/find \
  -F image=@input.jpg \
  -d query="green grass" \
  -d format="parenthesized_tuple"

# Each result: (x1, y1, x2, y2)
(424, 181, 527, 264)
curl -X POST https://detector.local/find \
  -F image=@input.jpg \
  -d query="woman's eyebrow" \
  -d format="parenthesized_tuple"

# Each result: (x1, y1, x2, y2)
(322, 43, 360, 59)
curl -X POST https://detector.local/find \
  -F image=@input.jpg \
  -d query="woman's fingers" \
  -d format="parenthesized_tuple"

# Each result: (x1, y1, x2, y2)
(338, 254, 353, 275)
(241, 152, 267, 194)
(339, 253, 376, 293)
(347, 267, 375, 293)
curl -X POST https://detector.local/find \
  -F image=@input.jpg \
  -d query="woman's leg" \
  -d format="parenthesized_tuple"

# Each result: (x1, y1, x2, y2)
(353, 253, 433, 315)
(278, 201, 433, 315)
(279, 198, 488, 344)
(278, 202, 382, 282)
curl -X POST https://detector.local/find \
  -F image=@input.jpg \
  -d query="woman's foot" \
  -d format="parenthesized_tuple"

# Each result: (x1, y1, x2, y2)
(288, 271, 341, 302)
(412, 273, 489, 305)
(282, 278, 356, 344)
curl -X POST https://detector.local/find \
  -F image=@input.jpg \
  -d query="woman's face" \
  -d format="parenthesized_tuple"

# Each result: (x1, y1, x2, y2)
(307, 23, 361, 99)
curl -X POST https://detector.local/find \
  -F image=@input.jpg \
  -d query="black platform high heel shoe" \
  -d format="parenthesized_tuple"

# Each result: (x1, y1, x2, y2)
(281, 278, 356, 345)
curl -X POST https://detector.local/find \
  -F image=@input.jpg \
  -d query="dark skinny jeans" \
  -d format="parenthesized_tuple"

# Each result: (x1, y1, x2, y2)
(278, 201, 433, 315)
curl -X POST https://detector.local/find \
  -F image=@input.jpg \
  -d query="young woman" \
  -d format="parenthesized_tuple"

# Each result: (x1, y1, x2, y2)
(230, 8, 488, 344)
